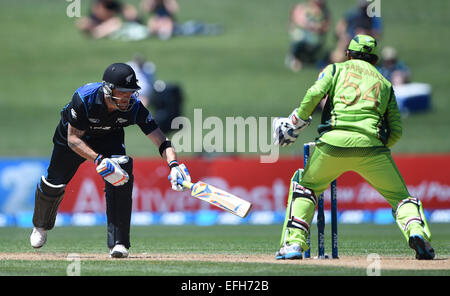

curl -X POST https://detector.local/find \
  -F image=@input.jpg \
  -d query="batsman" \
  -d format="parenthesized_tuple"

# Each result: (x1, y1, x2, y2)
(30, 63, 191, 258)
(273, 35, 435, 260)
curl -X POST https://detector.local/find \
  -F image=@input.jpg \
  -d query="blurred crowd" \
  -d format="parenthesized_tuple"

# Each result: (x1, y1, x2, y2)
(125, 53, 183, 134)
(77, 0, 178, 40)
(76, 0, 413, 87)
(286, 0, 407, 84)
(76, 0, 422, 118)
(286, 0, 411, 86)
(76, 0, 222, 41)
(75, 1, 195, 133)
(286, 0, 431, 115)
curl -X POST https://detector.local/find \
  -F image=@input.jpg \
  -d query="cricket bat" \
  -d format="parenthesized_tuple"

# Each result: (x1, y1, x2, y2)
(178, 178, 252, 218)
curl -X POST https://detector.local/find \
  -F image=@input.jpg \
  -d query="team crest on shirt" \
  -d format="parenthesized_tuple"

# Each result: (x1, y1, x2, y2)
(71, 108, 77, 119)
(318, 72, 325, 80)
(116, 118, 128, 124)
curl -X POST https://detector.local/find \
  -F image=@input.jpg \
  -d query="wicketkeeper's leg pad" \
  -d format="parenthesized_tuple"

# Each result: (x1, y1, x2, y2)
(280, 169, 317, 251)
(394, 197, 432, 242)
(32, 176, 65, 230)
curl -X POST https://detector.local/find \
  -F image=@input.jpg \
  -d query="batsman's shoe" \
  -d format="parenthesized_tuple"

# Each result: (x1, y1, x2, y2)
(110, 244, 129, 258)
(30, 227, 47, 249)
(276, 243, 303, 260)
(408, 234, 435, 260)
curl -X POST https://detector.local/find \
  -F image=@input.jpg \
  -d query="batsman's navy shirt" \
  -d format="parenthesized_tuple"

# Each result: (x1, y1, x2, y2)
(53, 82, 158, 146)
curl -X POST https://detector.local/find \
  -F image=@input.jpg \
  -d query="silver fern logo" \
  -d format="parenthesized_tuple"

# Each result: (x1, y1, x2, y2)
(126, 74, 134, 83)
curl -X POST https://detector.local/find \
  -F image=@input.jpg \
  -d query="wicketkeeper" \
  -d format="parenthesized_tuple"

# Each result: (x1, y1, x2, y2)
(30, 63, 191, 258)
(273, 35, 435, 260)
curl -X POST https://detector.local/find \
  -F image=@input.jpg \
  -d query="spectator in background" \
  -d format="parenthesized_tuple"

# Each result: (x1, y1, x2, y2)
(141, 0, 179, 40)
(378, 47, 410, 86)
(330, 0, 382, 63)
(127, 54, 157, 107)
(127, 53, 183, 133)
(286, 0, 330, 72)
(77, 0, 139, 39)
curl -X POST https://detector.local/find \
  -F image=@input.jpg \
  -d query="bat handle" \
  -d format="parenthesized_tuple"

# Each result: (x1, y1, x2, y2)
(177, 177, 193, 189)
(168, 175, 194, 189)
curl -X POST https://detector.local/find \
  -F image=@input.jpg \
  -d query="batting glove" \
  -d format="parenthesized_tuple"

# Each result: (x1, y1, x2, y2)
(95, 155, 130, 186)
(168, 161, 191, 191)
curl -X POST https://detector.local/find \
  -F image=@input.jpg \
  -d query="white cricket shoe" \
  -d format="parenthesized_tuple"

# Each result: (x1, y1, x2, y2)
(110, 244, 129, 258)
(275, 243, 303, 260)
(30, 227, 47, 249)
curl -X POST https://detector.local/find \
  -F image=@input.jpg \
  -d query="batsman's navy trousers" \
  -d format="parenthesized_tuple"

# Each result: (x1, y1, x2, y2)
(46, 130, 133, 249)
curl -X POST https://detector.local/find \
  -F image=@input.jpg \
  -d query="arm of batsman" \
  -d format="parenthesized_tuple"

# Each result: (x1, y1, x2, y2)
(96, 155, 130, 186)
(273, 109, 312, 147)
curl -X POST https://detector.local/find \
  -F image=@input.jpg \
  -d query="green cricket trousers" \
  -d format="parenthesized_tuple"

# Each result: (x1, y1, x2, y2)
(279, 142, 431, 251)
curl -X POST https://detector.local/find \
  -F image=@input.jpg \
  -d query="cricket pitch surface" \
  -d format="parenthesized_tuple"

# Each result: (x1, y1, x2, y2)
(0, 252, 448, 270)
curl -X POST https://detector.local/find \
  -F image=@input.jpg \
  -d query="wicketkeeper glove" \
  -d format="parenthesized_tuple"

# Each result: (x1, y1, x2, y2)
(95, 155, 130, 186)
(273, 108, 312, 147)
(168, 161, 191, 191)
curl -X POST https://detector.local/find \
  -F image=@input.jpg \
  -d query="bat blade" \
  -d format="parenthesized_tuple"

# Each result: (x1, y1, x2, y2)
(182, 180, 252, 218)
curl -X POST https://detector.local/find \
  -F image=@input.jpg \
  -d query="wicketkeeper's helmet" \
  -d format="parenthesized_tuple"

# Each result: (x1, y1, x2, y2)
(347, 34, 378, 64)
(348, 34, 378, 56)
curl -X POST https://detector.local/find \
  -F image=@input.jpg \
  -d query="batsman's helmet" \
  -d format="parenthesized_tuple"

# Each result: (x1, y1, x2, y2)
(102, 63, 141, 112)
(102, 62, 141, 94)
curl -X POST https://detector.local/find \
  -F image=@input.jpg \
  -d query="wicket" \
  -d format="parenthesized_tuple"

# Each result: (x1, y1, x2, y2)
(303, 142, 338, 259)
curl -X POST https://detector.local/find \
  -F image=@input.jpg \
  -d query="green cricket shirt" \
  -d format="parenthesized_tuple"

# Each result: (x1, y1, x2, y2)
(297, 59, 402, 148)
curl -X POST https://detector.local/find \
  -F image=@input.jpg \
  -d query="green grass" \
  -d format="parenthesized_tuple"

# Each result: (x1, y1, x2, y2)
(0, 224, 449, 276)
(0, 0, 449, 156)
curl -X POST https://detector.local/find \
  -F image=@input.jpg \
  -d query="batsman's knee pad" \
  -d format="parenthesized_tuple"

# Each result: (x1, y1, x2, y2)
(394, 197, 431, 241)
(33, 176, 65, 230)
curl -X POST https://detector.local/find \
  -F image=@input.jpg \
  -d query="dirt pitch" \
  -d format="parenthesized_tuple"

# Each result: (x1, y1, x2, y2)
(0, 252, 449, 270)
